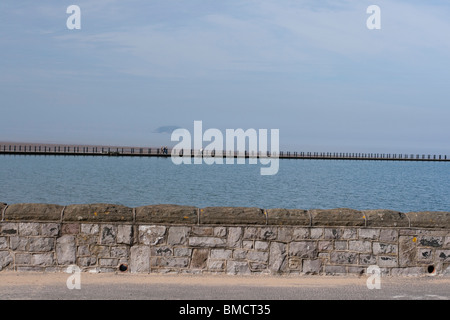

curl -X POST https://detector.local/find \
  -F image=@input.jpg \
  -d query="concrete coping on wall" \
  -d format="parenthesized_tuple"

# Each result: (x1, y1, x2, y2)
(1, 202, 449, 229)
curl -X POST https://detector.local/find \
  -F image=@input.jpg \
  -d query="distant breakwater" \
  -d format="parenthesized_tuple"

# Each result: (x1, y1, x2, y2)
(0, 143, 449, 161)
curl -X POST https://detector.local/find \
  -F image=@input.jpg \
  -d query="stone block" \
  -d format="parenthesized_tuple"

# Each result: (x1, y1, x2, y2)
(0, 223, 18, 235)
(330, 252, 358, 265)
(130, 246, 150, 273)
(363, 209, 409, 227)
(373, 243, 398, 255)
(0, 251, 12, 270)
(63, 203, 133, 222)
(226, 260, 251, 275)
(210, 249, 232, 260)
(358, 228, 380, 240)
(189, 237, 226, 248)
(191, 249, 209, 269)
(40, 223, 59, 237)
(289, 241, 318, 259)
(302, 259, 322, 274)
(19, 223, 40, 236)
(200, 207, 265, 225)
(56, 235, 76, 265)
(135, 204, 198, 224)
(28, 237, 55, 252)
(9, 236, 27, 251)
(167, 226, 190, 246)
(117, 224, 134, 245)
(31, 253, 54, 266)
(100, 225, 117, 245)
(139, 225, 166, 245)
(406, 211, 450, 229)
(379, 229, 399, 242)
(265, 208, 309, 225)
(269, 242, 287, 273)
(348, 240, 372, 253)
(5, 203, 63, 221)
(310, 208, 365, 226)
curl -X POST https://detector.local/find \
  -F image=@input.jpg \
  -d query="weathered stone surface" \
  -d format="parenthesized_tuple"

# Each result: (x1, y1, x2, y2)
(265, 209, 309, 225)
(363, 209, 409, 227)
(151, 245, 172, 256)
(139, 225, 166, 245)
(227, 260, 251, 275)
(358, 228, 380, 240)
(200, 207, 265, 225)
(130, 246, 150, 273)
(391, 267, 424, 276)
(289, 241, 318, 259)
(373, 243, 398, 255)
(31, 253, 54, 266)
(269, 242, 287, 273)
(62, 223, 80, 235)
(259, 227, 277, 240)
(5, 203, 63, 221)
(379, 229, 398, 242)
(41, 223, 59, 237)
(210, 249, 232, 260)
(437, 250, 450, 262)
(19, 223, 40, 236)
(167, 226, 190, 245)
(111, 246, 129, 258)
(324, 265, 346, 275)
(28, 237, 55, 252)
(360, 254, 377, 265)
(378, 256, 398, 267)
(399, 236, 417, 267)
(135, 204, 197, 224)
(56, 235, 76, 265)
(0, 223, 18, 235)
(9, 236, 27, 251)
(418, 235, 443, 248)
(302, 259, 322, 274)
(191, 248, 209, 269)
(117, 224, 134, 245)
(208, 260, 225, 271)
(310, 208, 365, 227)
(277, 227, 309, 242)
(189, 237, 226, 248)
(247, 250, 269, 263)
(348, 240, 371, 253)
(254, 241, 269, 251)
(0, 203, 6, 218)
(158, 257, 190, 268)
(0, 251, 13, 271)
(63, 204, 133, 222)
(80, 224, 99, 235)
(406, 211, 450, 229)
(0, 237, 7, 250)
(100, 225, 116, 245)
(330, 252, 358, 265)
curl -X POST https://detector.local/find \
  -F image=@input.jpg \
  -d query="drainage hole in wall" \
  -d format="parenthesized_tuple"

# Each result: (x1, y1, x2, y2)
(119, 264, 128, 272)
(427, 265, 435, 274)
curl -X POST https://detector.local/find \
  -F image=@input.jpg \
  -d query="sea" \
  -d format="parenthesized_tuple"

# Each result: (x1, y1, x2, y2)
(0, 154, 449, 212)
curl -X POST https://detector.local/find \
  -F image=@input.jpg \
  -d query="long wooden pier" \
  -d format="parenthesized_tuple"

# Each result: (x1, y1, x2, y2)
(0, 143, 448, 161)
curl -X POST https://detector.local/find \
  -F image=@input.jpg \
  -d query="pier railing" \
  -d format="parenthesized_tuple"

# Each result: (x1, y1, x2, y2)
(0, 144, 448, 161)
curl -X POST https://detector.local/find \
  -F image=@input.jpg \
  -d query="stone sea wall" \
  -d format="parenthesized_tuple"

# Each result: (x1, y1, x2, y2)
(0, 203, 449, 276)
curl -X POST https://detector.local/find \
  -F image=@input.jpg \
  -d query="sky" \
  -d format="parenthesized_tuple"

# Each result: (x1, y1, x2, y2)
(1, 0, 450, 154)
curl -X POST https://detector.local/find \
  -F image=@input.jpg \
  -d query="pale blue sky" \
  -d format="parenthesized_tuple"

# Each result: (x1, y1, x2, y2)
(1, 0, 450, 154)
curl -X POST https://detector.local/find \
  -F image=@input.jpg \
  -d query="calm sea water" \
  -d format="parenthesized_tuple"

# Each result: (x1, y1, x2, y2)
(0, 154, 449, 212)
